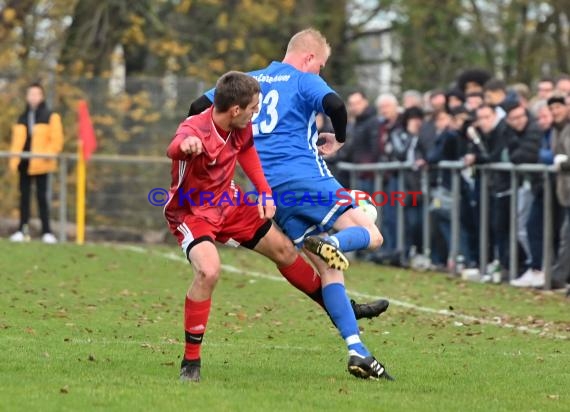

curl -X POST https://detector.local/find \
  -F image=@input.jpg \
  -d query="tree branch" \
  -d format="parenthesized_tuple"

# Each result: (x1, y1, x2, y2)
(467, 0, 496, 70)
(349, 2, 387, 31)
(345, 26, 393, 42)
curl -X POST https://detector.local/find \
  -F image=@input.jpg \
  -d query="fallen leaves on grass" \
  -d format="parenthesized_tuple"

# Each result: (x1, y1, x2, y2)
(60, 386, 69, 394)
(53, 309, 69, 319)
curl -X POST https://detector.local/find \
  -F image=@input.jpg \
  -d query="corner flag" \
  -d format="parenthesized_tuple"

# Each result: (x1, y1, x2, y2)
(76, 100, 97, 245)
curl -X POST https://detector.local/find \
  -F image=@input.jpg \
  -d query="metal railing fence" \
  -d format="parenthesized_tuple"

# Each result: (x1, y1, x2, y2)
(0, 151, 560, 289)
(337, 160, 557, 289)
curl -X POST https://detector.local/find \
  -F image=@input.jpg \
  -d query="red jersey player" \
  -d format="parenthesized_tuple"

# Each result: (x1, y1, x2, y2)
(165, 71, 349, 382)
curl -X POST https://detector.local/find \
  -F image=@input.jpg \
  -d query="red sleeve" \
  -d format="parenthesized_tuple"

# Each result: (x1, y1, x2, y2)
(166, 121, 200, 160)
(237, 144, 272, 195)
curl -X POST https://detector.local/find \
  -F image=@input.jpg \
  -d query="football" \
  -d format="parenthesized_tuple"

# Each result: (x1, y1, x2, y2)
(349, 189, 378, 222)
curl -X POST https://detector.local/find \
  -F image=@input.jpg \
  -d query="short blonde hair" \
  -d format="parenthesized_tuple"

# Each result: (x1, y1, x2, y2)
(286, 28, 331, 58)
(511, 82, 530, 100)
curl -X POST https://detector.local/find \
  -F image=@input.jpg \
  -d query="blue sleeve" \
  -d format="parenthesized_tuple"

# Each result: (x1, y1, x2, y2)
(298, 73, 335, 113)
(205, 88, 215, 102)
(539, 148, 554, 165)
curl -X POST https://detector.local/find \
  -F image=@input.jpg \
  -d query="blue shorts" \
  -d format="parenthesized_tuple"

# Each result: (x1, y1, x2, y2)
(271, 177, 354, 246)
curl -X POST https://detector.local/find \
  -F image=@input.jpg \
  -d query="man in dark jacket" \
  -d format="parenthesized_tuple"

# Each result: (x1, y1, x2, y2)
(525, 101, 561, 286)
(548, 94, 570, 291)
(467, 103, 540, 278)
(502, 102, 542, 286)
(504, 102, 541, 165)
(465, 104, 511, 275)
(336, 90, 381, 193)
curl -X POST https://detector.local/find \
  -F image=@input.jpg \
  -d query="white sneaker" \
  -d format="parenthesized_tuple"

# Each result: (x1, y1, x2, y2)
(41, 233, 58, 244)
(530, 271, 545, 288)
(485, 260, 503, 284)
(485, 260, 500, 275)
(461, 268, 481, 282)
(10, 231, 25, 242)
(510, 269, 537, 287)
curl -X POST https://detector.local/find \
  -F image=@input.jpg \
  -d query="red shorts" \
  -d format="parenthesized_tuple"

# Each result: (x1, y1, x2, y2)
(167, 203, 272, 257)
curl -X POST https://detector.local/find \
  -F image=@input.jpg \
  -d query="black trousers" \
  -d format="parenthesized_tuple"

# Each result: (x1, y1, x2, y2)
(491, 194, 510, 270)
(18, 170, 51, 234)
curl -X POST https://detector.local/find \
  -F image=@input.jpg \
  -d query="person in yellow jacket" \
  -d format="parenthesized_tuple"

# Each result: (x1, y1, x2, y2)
(9, 83, 63, 243)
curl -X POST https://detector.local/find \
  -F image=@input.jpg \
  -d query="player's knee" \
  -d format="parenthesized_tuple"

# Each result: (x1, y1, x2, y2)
(271, 238, 297, 266)
(196, 266, 220, 287)
(367, 226, 383, 250)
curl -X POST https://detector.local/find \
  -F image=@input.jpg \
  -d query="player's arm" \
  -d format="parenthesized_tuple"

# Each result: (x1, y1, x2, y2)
(317, 93, 348, 157)
(237, 142, 275, 219)
(188, 94, 213, 117)
(166, 122, 203, 160)
(322, 93, 347, 144)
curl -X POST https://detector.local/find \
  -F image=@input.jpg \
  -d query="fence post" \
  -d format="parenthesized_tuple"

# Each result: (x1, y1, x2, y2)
(450, 167, 461, 274)
(542, 170, 553, 290)
(509, 169, 519, 281)
(373, 171, 384, 227)
(421, 168, 430, 257)
(479, 169, 489, 276)
(58, 155, 67, 243)
(397, 169, 405, 260)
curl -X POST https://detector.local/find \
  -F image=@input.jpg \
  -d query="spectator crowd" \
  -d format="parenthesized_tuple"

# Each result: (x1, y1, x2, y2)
(327, 70, 570, 291)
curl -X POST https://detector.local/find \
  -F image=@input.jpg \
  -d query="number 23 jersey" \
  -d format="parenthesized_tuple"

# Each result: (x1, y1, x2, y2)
(206, 61, 336, 187)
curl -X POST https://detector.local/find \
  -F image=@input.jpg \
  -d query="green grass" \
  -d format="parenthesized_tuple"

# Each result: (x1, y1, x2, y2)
(0, 240, 569, 411)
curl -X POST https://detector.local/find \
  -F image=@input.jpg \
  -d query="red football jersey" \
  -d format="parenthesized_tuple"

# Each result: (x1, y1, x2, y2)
(164, 107, 256, 226)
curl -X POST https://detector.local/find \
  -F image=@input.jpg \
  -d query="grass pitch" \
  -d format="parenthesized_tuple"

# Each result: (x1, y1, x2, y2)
(0, 241, 569, 411)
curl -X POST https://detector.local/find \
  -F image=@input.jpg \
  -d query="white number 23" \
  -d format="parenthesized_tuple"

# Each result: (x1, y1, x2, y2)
(252, 90, 279, 136)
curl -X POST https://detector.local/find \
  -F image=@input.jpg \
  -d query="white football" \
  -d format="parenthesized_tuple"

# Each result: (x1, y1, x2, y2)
(349, 189, 378, 222)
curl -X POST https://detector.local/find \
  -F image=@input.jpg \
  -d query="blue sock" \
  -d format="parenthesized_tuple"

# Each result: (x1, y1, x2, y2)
(322, 283, 370, 357)
(328, 227, 370, 252)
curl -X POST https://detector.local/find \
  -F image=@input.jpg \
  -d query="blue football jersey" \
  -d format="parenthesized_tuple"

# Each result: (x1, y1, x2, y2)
(205, 61, 336, 187)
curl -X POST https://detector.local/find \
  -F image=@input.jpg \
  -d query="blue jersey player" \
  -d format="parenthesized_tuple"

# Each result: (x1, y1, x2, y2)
(188, 29, 392, 381)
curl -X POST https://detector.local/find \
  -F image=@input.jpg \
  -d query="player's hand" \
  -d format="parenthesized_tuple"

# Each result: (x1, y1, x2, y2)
(317, 133, 344, 157)
(180, 136, 203, 155)
(258, 194, 276, 219)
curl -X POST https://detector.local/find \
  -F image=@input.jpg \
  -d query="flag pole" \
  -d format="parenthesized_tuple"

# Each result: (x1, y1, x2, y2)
(76, 99, 96, 245)
(76, 136, 86, 245)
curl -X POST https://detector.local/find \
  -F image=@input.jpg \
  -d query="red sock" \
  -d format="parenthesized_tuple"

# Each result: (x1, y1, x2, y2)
(184, 297, 211, 361)
(278, 255, 324, 308)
